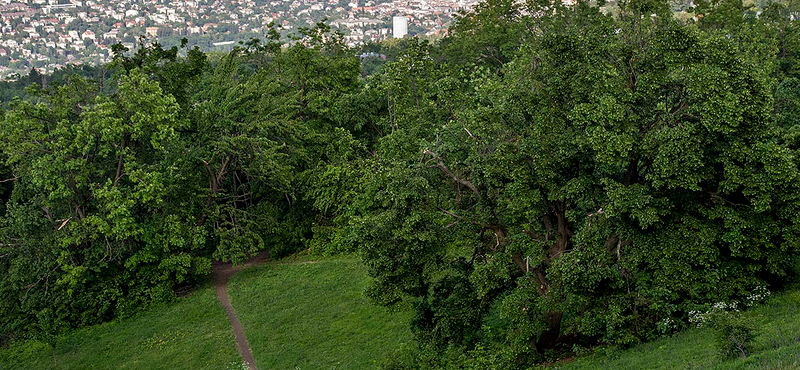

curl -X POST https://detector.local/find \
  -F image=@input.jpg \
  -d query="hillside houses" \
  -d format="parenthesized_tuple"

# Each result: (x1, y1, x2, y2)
(0, 0, 476, 79)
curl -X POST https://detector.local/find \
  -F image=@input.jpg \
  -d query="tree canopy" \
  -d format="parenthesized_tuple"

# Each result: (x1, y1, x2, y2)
(1, 1, 800, 368)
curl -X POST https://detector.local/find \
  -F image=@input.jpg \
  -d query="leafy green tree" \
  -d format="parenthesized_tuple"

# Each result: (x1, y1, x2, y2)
(354, 0, 800, 365)
(110, 38, 208, 112)
(441, 0, 524, 72)
(0, 69, 208, 339)
(34, 308, 64, 366)
(761, 1, 800, 151)
(187, 51, 305, 261)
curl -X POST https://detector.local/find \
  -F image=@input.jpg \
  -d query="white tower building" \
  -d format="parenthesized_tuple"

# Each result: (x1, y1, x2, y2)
(392, 16, 407, 39)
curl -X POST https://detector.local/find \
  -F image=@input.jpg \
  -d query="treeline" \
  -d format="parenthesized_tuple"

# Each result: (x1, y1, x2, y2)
(0, 24, 369, 346)
(0, 65, 113, 106)
(2, 0, 800, 367)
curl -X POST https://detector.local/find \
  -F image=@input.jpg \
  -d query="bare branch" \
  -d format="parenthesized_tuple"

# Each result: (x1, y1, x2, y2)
(56, 218, 70, 231)
(463, 125, 474, 139)
(22, 264, 58, 300)
(731, 335, 748, 358)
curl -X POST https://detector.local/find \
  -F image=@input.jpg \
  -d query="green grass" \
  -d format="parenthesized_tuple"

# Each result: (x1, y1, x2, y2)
(0, 282, 241, 370)
(5, 257, 799, 370)
(227, 256, 414, 370)
(553, 290, 800, 370)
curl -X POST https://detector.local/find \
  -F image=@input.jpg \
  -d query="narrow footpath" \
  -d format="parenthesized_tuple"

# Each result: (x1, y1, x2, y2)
(211, 251, 270, 370)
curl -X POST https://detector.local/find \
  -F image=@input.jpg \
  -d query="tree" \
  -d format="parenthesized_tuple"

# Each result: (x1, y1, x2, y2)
(0, 25, 371, 342)
(0, 68, 209, 339)
(187, 50, 305, 261)
(354, 0, 800, 365)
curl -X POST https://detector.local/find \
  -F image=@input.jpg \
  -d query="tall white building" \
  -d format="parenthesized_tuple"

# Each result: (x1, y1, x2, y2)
(392, 16, 407, 38)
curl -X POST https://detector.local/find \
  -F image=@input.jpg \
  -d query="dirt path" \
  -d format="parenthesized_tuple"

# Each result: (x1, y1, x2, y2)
(211, 251, 270, 370)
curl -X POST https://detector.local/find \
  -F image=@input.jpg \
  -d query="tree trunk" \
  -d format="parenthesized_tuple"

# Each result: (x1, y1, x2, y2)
(517, 204, 573, 352)
(533, 311, 564, 351)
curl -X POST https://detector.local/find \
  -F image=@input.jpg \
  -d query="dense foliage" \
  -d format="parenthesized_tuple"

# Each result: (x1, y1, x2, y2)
(356, 0, 800, 365)
(1, 0, 800, 367)
(0, 28, 363, 345)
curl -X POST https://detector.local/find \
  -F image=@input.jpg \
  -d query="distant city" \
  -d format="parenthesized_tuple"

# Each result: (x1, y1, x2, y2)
(0, 0, 479, 79)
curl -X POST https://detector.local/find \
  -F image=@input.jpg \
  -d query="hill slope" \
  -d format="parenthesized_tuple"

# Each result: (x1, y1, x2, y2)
(227, 257, 414, 370)
(554, 290, 800, 370)
(0, 257, 413, 370)
(0, 282, 240, 370)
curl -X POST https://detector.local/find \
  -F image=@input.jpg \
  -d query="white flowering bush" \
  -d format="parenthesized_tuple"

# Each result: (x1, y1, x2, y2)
(688, 310, 708, 327)
(657, 317, 679, 334)
(744, 286, 771, 307)
(687, 287, 770, 329)
(689, 302, 740, 327)
(686, 297, 757, 358)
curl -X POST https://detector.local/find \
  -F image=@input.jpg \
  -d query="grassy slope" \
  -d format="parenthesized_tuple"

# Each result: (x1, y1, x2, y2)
(554, 290, 800, 370)
(4, 256, 799, 370)
(0, 282, 240, 370)
(227, 257, 414, 370)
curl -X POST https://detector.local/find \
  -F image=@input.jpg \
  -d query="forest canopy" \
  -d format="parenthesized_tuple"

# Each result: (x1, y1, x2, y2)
(1, 0, 800, 367)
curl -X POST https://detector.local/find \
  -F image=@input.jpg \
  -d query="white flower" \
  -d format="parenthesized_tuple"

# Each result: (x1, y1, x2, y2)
(745, 286, 771, 307)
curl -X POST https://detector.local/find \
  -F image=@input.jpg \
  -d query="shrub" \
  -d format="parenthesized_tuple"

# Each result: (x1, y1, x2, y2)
(706, 310, 755, 359)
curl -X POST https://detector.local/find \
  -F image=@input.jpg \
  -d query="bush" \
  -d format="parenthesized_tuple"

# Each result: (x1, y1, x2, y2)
(707, 310, 755, 359)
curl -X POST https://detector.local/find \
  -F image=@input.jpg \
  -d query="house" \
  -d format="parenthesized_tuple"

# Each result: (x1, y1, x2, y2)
(145, 26, 159, 37)
(81, 29, 95, 40)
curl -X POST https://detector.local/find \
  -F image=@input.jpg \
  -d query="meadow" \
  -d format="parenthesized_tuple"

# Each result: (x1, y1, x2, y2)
(0, 256, 412, 370)
(5, 255, 800, 370)
(227, 257, 414, 369)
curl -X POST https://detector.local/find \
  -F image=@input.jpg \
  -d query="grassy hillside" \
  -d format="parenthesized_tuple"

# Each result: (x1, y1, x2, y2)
(0, 256, 413, 370)
(0, 282, 241, 370)
(227, 257, 414, 370)
(553, 290, 800, 370)
(4, 255, 799, 370)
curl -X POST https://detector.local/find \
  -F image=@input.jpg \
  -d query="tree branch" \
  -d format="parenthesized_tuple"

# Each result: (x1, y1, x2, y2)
(423, 149, 482, 200)
(112, 139, 126, 187)
(197, 156, 232, 226)
(437, 206, 463, 219)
